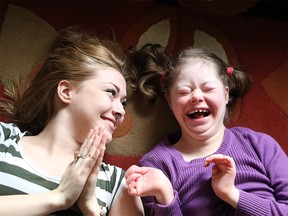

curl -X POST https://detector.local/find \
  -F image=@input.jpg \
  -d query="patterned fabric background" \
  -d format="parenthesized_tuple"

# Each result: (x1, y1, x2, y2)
(0, 0, 287, 169)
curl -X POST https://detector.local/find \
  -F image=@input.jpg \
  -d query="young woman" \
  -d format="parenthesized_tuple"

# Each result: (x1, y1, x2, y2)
(0, 26, 143, 216)
(125, 44, 288, 215)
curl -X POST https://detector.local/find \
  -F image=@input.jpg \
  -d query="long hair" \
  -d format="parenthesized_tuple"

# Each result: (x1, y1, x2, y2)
(0, 26, 127, 134)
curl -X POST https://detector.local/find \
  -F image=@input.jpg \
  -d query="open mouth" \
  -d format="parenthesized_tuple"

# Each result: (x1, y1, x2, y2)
(187, 109, 210, 119)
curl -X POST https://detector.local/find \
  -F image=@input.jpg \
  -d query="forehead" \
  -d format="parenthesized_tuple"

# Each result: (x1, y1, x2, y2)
(176, 58, 218, 77)
(90, 66, 126, 90)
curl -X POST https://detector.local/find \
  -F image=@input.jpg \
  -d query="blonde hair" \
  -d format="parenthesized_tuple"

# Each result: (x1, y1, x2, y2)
(0, 26, 127, 134)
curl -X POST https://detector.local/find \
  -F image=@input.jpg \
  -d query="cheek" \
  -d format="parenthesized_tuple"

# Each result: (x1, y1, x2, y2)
(97, 98, 113, 111)
(207, 94, 226, 113)
(170, 96, 187, 116)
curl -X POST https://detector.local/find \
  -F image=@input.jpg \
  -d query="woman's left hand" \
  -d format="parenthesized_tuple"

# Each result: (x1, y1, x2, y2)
(76, 127, 107, 215)
(204, 154, 239, 208)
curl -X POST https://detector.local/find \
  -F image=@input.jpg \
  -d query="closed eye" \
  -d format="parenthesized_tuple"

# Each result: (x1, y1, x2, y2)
(177, 87, 192, 95)
(203, 87, 215, 92)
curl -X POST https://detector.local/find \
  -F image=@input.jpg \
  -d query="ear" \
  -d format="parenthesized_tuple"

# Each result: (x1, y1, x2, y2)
(57, 80, 73, 104)
(225, 86, 230, 104)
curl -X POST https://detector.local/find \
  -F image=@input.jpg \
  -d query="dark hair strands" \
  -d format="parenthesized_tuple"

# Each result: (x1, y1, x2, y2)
(127, 44, 252, 122)
(127, 43, 170, 104)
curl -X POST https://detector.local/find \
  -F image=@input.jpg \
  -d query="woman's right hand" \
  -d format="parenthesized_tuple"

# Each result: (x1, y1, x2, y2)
(125, 165, 174, 205)
(76, 127, 107, 215)
(53, 127, 105, 209)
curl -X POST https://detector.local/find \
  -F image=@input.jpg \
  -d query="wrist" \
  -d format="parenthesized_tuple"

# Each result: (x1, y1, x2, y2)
(78, 198, 104, 216)
(222, 187, 240, 208)
(82, 206, 104, 216)
(50, 189, 73, 210)
(155, 185, 174, 205)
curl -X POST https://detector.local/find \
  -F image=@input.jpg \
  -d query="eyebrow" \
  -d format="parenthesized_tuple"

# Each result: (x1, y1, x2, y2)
(109, 83, 127, 100)
(111, 83, 120, 92)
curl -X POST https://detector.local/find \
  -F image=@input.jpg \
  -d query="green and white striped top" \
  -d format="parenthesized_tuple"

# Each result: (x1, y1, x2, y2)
(0, 122, 125, 215)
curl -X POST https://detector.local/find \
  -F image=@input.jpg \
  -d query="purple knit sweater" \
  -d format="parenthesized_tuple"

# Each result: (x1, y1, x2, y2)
(139, 127, 288, 216)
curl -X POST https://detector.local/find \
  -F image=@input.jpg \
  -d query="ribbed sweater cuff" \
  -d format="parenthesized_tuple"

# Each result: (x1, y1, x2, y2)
(154, 190, 182, 216)
(235, 190, 269, 216)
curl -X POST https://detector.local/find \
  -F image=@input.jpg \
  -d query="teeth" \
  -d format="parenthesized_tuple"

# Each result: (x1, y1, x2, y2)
(105, 119, 115, 127)
(188, 109, 209, 115)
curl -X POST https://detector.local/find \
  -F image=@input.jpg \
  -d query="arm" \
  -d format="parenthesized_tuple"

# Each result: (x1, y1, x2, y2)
(204, 133, 288, 215)
(235, 133, 288, 215)
(0, 191, 71, 216)
(0, 156, 97, 216)
(109, 184, 144, 216)
(0, 127, 105, 216)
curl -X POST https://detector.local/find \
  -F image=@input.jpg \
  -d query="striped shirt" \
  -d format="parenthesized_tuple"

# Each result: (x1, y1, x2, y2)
(0, 122, 125, 215)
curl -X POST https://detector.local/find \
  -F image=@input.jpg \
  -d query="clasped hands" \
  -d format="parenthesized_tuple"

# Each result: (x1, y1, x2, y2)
(54, 126, 107, 215)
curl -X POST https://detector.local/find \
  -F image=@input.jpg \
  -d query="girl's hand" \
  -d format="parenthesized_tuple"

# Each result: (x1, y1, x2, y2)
(125, 165, 174, 205)
(204, 154, 239, 208)
(76, 127, 107, 215)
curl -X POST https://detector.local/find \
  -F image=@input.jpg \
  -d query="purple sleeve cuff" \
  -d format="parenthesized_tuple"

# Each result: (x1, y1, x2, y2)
(235, 190, 273, 216)
(154, 190, 182, 216)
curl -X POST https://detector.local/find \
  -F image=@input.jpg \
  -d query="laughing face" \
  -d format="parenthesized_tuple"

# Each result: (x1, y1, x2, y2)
(166, 58, 229, 140)
(69, 66, 127, 143)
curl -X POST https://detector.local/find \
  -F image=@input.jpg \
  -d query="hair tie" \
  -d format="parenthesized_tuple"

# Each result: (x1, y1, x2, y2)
(161, 71, 166, 82)
(227, 67, 234, 75)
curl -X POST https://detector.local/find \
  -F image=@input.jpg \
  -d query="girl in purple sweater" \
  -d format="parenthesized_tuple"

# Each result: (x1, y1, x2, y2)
(125, 45, 288, 215)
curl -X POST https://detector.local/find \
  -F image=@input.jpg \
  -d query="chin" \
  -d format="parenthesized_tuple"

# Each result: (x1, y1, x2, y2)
(106, 133, 113, 143)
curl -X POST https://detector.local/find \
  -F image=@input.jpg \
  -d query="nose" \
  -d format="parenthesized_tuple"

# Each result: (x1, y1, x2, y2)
(190, 89, 204, 103)
(113, 101, 126, 121)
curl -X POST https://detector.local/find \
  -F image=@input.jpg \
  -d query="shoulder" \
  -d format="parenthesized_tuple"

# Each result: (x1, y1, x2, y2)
(140, 136, 170, 156)
(139, 134, 179, 167)
(97, 163, 126, 211)
(0, 122, 22, 136)
(0, 122, 25, 145)
(228, 127, 278, 145)
(98, 162, 125, 195)
(227, 127, 285, 160)
(99, 162, 125, 181)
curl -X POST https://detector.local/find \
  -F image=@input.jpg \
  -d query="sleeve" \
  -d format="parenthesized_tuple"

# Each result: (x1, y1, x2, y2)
(139, 150, 183, 216)
(98, 163, 125, 213)
(235, 131, 288, 216)
(141, 191, 182, 216)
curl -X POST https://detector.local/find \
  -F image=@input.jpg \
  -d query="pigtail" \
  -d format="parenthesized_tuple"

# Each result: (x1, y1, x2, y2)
(225, 67, 252, 113)
(127, 44, 170, 104)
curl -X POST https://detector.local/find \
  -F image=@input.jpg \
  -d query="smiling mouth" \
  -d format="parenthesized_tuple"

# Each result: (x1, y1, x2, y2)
(187, 109, 210, 119)
(101, 117, 116, 129)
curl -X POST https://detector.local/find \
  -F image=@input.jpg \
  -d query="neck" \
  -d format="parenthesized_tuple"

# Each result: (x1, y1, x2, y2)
(34, 118, 81, 154)
(175, 126, 226, 161)
(20, 118, 81, 177)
